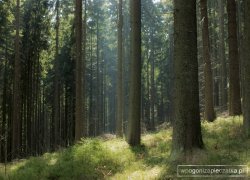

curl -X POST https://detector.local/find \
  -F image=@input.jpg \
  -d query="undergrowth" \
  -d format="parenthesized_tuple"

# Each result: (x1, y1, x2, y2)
(0, 116, 249, 179)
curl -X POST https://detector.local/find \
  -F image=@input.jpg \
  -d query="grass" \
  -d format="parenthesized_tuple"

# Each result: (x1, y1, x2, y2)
(0, 116, 250, 179)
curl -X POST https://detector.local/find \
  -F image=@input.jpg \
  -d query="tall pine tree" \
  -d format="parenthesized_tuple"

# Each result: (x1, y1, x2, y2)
(127, 0, 141, 146)
(172, 0, 203, 157)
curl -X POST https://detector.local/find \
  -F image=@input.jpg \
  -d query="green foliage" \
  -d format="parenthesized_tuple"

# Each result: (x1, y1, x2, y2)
(159, 116, 250, 178)
(1, 116, 250, 179)
(5, 139, 122, 180)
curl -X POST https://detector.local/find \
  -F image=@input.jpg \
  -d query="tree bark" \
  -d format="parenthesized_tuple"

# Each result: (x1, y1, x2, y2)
(12, 0, 21, 159)
(54, 0, 60, 148)
(1, 50, 8, 162)
(200, 0, 216, 122)
(116, 0, 123, 137)
(96, 7, 101, 135)
(150, 46, 155, 130)
(227, 0, 242, 115)
(89, 27, 94, 136)
(243, 0, 250, 137)
(75, 0, 85, 141)
(172, 0, 204, 157)
(219, 0, 227, 108)
(127, 0, 141, 146)
(83, 0, 87, 137)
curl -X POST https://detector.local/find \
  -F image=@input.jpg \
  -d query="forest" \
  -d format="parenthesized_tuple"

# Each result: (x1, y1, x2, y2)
(0, 0, 250, 179)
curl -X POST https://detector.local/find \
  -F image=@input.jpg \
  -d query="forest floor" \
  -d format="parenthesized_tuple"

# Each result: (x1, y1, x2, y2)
(0, 116, 250, 180)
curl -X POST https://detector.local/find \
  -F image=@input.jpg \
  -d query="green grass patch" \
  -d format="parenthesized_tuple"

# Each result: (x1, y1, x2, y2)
(0, 116, 250, 179)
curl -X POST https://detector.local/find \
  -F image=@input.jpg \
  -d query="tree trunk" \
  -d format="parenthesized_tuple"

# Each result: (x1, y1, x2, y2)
(12, 0, 21, 159)
(227, 0, 242, 115)
(83, 0, 87, 137)
(89, 28, 94, 136)
(168, 28, 174, 123)
(96, 8, 101, 135)
(219, 0, 227, 109)
(172, 0, 203, 157)
(75, 0, 85, 141)
(127, 0, 141, 146)
(146, 52, 150, 129)
(1, 53, 8, 162)
(200, 0, 216, 122)
(243, 0, 250, 137)
(150, 46, 155, 130)
(116, 0, 123, 137)
(53, 0, 60, 148)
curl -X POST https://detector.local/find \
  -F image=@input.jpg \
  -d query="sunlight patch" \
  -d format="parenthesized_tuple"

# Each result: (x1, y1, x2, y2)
(9, 160, 27, 172)
(126, 166, 163, 179)
(48, 157, 58, 166)
(104, 139, 129, 152)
